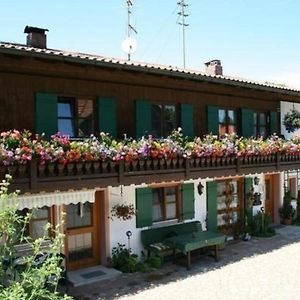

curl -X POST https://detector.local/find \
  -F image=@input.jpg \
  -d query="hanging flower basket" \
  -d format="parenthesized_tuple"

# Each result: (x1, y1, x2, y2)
(110, 203, 136, 221)
(283, 108, 300, 133)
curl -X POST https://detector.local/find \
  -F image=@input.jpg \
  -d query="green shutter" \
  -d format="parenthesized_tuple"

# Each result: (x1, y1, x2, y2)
(244, 177, 253, 230)
(136, 187, 153, 228)
(241, 108, 254, 137)
(206, 181, 218, 232)
(35, 93, 58, 137)
(207, 105, 219, 135)
(180, 104, 194, 137)
(182, 183, 195, 220)
(135, 100, 151, 138)
(97, 97, 117, 137)
(270, 111, 279, 135)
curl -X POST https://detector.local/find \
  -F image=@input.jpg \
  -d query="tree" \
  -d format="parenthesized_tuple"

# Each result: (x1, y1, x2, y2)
(0, 175, 72, 300)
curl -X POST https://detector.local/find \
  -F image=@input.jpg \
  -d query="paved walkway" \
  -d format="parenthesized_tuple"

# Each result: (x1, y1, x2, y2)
(65, 225, 300, 300)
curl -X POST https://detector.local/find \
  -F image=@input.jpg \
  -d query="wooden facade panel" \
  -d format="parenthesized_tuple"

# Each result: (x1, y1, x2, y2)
(0, 53, 299, 136)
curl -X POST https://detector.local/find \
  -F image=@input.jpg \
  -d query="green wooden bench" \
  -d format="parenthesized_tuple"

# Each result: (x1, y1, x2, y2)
(141, 221, 226, 269)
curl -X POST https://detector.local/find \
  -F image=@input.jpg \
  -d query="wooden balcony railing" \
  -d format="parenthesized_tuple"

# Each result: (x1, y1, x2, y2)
(2, 153, 300, 193)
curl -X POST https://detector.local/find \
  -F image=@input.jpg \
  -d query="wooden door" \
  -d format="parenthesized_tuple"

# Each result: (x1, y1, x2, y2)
(265, 175, 274, 221)
(65, 199, 100, 271)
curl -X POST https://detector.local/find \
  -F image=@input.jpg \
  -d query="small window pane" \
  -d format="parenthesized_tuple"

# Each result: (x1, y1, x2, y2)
(253, 126, 257, 137)
(58, 119, 75, 137)
(218, 109, 226, 123)
(164, 105, 177, 136)
(31, 220, 49, 239)
(77, 99, 93, 119)
(152, 189, 163, 222)
(165, 187, 176, 203)
(253, 112, 257, 125)
(78, 118, 94, 137)
(67, 202, 92, 229)
(228, 110, 236, 124)
(259, 127, 266, 137)
(32, 207, 49, 219)
(219, 125, 227, 136)
(151, 104, 162, 137)
(259, 113, 266, 125)
(228, 125, 236, 134)
(58, 102, 73, 118)
(166, 203, 176, 219)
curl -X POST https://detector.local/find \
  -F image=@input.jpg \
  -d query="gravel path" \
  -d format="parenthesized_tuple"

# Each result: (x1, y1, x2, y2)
(119, 241, 300, 300)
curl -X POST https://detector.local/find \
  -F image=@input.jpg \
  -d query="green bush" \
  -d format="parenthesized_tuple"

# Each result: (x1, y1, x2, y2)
(279, 190, 295, 221)
(146, 255, 162, 269)
(111, 243, 139, 273)
(252, 211, 275, 237)
(295, 190, 300, 225)
(0, 175, 71, 300)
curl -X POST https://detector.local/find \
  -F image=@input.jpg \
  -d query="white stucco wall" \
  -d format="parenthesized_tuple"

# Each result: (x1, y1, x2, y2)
(107, 173, 283, 258)
(280, 101, 300, 139)
(108, 179, 208, 258)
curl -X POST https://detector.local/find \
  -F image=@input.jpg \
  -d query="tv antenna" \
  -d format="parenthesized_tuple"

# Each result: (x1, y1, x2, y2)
(177, 0, 189, 69)
(122, 0, 138, 61)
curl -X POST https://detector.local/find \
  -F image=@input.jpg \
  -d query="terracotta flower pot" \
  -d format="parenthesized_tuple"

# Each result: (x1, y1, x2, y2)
(282, 218, 292, 225)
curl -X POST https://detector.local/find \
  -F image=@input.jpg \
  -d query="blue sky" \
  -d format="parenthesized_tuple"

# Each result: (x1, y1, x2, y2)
(2, 0, 300, 88)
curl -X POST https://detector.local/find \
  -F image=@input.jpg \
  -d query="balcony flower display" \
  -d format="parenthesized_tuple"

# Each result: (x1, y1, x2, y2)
(0, 130, 34, 166)
(2, 128, 300, 174)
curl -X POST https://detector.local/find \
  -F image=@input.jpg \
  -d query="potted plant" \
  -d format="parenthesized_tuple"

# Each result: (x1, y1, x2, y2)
(283, 108, 300, 133)
(110, 203, 136, 221)
(279, 190, 295, 225)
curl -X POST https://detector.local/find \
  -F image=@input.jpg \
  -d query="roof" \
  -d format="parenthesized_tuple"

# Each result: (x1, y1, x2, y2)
(0, 41, 299, 96)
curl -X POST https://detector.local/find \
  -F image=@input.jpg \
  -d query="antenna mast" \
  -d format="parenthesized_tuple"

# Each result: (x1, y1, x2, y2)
(125, 0, 137, 61)
(177, 0, 189, 69)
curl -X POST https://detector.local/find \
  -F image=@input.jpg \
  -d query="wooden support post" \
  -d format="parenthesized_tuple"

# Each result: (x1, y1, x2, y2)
(30, 159, 37, 190)
(173, 248, 176, 264)
(215, 245, 219, 262)
(236, 157, 240, 173)
(118, 160, 124, 183)
(185, 157, 190, 179)
(276, 152, 280, 170)
(187, 251, 191, 270)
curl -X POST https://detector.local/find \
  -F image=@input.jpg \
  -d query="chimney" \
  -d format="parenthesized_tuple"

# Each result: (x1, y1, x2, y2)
(24, 26, 48, 49)
(204, 59, 223, 76)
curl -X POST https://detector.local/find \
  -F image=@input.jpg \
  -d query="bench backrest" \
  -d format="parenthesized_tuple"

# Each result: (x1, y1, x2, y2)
(141, 221, 202, 247)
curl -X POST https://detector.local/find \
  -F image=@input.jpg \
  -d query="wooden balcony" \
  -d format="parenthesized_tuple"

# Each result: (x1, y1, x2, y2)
(3, 154, 300, 194)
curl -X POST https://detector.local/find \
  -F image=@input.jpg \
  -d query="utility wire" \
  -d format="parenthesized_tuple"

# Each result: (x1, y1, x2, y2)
(139, 4, 179, 61)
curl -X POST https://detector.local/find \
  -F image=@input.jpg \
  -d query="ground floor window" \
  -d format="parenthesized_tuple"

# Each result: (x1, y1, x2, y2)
(18, 207, 52, 240)
(152, 186, 180, 222)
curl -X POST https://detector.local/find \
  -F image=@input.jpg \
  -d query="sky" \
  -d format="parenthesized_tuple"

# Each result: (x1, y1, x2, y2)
(1, 0, 300, 89)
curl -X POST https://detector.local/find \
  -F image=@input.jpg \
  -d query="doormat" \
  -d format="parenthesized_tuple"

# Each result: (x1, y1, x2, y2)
(67, 265, 122, 287)
(81, 270, 105, 279)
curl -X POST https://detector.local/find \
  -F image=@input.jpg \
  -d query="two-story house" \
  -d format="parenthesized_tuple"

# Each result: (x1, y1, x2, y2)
(1, 26, 300, 272)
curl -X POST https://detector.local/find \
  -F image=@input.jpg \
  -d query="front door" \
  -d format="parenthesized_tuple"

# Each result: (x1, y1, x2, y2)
(265, 175, 274, 221)
(65, 200, 100, 270)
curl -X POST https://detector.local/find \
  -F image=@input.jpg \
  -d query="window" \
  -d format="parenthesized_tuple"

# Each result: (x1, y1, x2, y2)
(66, 202, 92, 229)
(151, 104, 177, 137)
(58, 97, 94, 137)
(218, 109, 236, 135)
(18, 207, 51, 240)
(253, 112, 268, 137)
(152, 186, 179, 222)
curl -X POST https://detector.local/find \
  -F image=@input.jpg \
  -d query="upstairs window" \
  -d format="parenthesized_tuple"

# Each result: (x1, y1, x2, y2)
(58, 98, 94, 137)
(152, 186, 180, 222)
(218, 109, 236, 135)
(253, 112, 268, 137)
(151, 104, 177, 137)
